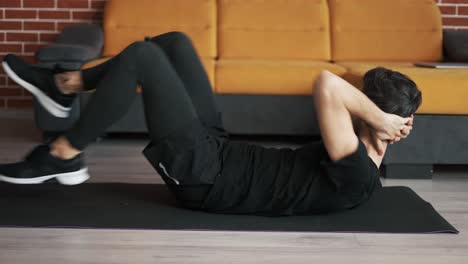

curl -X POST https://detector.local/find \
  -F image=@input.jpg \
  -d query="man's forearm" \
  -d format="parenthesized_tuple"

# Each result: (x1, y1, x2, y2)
(321, 71, 385, 130)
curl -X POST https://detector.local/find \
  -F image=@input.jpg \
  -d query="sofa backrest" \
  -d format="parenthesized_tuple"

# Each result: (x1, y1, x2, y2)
(217, 0, 331, 60)
(328, 0, 443, 62)
(103, 0, 217, 58)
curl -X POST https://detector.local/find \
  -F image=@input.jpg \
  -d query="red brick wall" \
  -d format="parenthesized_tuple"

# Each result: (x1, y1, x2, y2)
(0, 0, 467, 109)
(0, 0, 104, 109)
(437, 0, 468, 28)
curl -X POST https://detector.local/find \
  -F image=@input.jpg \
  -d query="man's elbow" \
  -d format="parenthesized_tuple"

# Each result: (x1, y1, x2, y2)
(314, 71, 338, 103)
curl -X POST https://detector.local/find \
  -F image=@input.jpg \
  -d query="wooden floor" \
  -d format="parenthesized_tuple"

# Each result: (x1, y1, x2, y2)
(0, 111, 467, 264)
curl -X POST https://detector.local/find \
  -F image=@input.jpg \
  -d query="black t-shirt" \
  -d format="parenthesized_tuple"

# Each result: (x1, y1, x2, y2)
(200, 138, 382, 216)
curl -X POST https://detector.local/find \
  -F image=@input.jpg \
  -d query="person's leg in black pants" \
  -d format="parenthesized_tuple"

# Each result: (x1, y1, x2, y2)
(66, 33, 225, 207)
(0, 32, 225, 198)
(65, 40, 198, 149)
(149, 32, 226, 137)
(74, 31, 227, 142)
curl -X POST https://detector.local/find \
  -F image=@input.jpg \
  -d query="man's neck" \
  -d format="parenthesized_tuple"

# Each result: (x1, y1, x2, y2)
(357, 122, 388, 168)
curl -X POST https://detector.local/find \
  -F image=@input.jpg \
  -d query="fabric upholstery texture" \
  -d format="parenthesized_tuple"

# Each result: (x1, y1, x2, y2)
(328, 0, 443, 62)
(103, 0, 216, 58)
(80, 0, 468, 114)
(38, 44, 100, 62)
(443, 29, 468, 62)
(82, 57, 216, 91)
(337, 62, 468, 114)
(218, 0, 331, 60)
(37, 24, 103, 64)
(216, 59, 346, 95)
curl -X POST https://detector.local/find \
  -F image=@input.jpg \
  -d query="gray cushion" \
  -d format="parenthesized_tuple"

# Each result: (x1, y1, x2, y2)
(37, 43, 100, 62)
(56, 24, 103, 47)
(36, 24, 103, 63)
(443, 29, 468, 62)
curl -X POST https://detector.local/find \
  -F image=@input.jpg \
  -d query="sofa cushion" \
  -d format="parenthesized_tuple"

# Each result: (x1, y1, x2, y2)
(82, 57, 216, 91)
(103, 0, 216, 58)
(336, 62, 468, 114)
(215, 59, 346, 95)
(37, 24, 103, 64)
(37, 44, 100, 63)
(218, 0, 330, 60)
(329, 0, 443, 62)
(443, 29, 468, 62)
(338, 61, 414, 88)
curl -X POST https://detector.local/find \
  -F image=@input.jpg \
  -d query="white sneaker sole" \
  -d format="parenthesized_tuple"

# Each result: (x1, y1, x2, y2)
(0, 167, 90, 185)
(2, 61, 71, 118)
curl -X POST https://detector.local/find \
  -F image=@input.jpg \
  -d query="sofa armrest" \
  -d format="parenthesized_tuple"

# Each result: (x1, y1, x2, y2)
(443, 29, 468, 62)
(36, 24, 103, 70)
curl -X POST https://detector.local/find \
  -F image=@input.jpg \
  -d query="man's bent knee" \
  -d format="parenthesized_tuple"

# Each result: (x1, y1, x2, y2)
(127, 41, 156, 54)
(151, 31, 192, 47)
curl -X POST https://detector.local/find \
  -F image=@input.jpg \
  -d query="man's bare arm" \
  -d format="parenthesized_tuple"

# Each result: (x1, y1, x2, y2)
(313, 70, 411, 161)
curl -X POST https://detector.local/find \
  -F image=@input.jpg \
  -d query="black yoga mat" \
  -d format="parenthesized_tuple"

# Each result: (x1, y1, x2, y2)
(0, 183, 458, 234)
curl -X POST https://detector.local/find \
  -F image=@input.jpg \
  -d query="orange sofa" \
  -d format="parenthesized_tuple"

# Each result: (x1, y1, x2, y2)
(75, 0, 468, 178)
(83, 0, 468, 114)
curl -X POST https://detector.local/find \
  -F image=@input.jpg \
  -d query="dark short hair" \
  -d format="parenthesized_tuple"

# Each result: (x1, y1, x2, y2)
(362, 66, 422, 117)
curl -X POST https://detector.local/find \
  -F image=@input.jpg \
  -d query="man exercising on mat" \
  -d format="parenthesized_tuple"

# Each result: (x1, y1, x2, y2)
(0, 32, 421, 216)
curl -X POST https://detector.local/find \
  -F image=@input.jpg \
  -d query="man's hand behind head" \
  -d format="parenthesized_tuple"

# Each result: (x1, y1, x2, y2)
(389, 114, 414, 144)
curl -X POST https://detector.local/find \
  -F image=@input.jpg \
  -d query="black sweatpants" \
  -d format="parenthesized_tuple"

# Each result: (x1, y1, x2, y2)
(63, 32, 228, 209)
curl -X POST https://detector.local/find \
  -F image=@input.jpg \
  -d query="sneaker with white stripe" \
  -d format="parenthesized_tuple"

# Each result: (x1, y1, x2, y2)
(0, 145, 89, 185)
(2, 54, 76, 118)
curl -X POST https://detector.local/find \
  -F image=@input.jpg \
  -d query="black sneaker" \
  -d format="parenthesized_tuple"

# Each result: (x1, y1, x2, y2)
(0, 145, 89, 185)
(2, 54, 76, 118)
